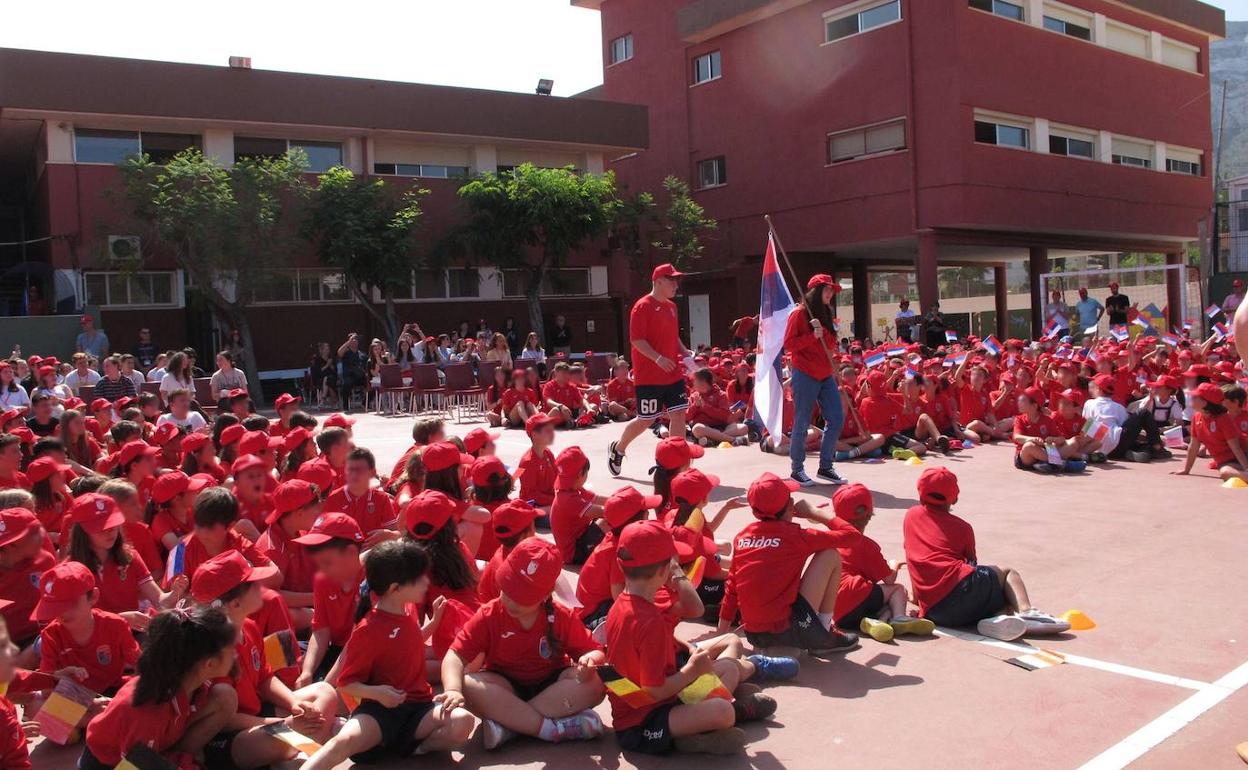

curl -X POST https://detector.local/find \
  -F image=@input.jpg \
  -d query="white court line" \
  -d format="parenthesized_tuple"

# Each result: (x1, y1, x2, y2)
(934, 628, 1212, 691)
(1078, 660, 1248, 770)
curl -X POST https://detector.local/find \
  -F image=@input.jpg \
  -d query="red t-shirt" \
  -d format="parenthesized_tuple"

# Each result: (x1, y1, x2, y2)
(311, 566, 364, 647)
(476, 546, 506, 604)
(0, 697, 30, 770)
(150, 509, 191, 551)
(323, 487, 398, 534)
(1193, 412, 1242, 467)
(173, 531, 271, 588)
(833, 536, 892, 622)
(502, 387, 540, 413)
(551, 488, 595, 564)
(338, 607, 433, 703)
(38, 609, 139, 694)
(719, 518, 861, 633)
(921, 393, 954, 431)
(84, 677, 193, 766)
(957, 385, 992, 423)
(89, 549, 154, 615)
(1012, 412, 1057, 454)
(516, 448, 556, 507)
(733, 316, 758, 337)
(604, 593, 680, 729)
(250, 588, 302, 689)
(687, 386, 734, 427)
(235, 493, 276, 534)
(0, 549, 55, 641)
(575, 533, 623, 619)
(1050, 411, 1080, 440)
(256, 524, 316, 594)
(123, 520, 163, 575)
(542, 381, 583, 410)
(606, 378, 635, 405)
(859, 395, 902, 435)
(0, 472, 29, 491)
(452, 599, 600, 685)
(35, 496, 68, 538)
(902, 504, 976, 614)
(215, 618, 273, 716)
(629, 294, 682, 387)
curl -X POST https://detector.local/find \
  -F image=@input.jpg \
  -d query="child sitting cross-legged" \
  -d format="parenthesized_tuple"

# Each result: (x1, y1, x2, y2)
(442, 537, 607, 751)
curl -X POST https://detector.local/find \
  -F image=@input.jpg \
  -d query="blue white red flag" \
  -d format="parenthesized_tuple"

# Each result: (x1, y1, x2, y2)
(982, 335, 1003, 356)
(944, 353, 967, 368)
(886, 346, 906, 357)
(1110, 325, 1129, 342)
(1161, 334, 1180, 347)
(865, 351, 886, 368)
(1042, 319, 1060, 339)
(1206, 304, 1222, 319)
(945, 330, 958, 343)
(752, 234, 796, 442)
(1214, 322, 1230, 340)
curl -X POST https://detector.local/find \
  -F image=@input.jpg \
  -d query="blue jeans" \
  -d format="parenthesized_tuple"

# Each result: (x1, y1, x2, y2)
(790, 368, 845, 474)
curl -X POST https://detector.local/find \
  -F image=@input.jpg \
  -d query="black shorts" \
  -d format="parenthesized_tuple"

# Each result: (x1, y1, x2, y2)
(899, 428, 918, 441)
(924, 565, 1005, 628)
(313, 644, 343, 682)
(350, 699, 437, 763)
(581, 599, 613, 630)
(884, 433, 910, 450)
(636, 382, 688, 420)
(572, 526, 606, 566)
(744, 594, 838, 651)
(836, 584, 885, 630)
(204, 731, 242, 770)
(501, 669, 566, 702)
(615, 702, 679, 754)
(696, 576, 725, 607)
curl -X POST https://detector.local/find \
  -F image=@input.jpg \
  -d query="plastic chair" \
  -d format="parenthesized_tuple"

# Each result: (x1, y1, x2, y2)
(192, 377, 216, 416)
(477, 360, 500, 390)
(585, 353, 613, 384)
(443, 363, 486, 423)
(77, 384, 94, 404)
(410, 364, 447, 415)
(375, 363, 415, 414)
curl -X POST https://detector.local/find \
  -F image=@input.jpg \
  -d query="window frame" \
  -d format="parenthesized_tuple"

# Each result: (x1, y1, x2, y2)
(1047, 125, 1096, 160)
(73, 128, 201, 166)
(823, 0, 903, 45)
(973, 114, 1032, 150)
(691, 50, 722, 86)
(968, 0, 1025, 22)
(826, 118, 907, 165)
(609, 34, 634, 66)
(501, 268, 592, 299)
(696, 156, 728, 189)
(372, 163, 470, 179)
(397, 268, 483, 302)
(246, 268, 354, 306)
(81, 270, 180, 309)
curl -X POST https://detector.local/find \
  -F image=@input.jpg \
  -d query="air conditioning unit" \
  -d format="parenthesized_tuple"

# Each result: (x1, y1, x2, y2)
(107, 235, 141, 265)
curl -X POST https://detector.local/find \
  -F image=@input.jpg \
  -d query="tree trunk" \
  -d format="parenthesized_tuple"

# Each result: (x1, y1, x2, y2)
(382, 290, 401, 349)
(349, 283, 392, 343)
(179, 248, 266, 403)
(525, 264, 546, 348)
(228, 309, 265, 405)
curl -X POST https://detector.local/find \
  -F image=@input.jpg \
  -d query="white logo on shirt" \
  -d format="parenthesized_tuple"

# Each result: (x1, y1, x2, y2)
(501, 631, 516, 639)
(737, 537, 782, 549)
(389, 627, 400, 639)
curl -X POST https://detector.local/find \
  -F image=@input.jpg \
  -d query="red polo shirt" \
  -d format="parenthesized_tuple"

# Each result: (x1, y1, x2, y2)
(902, 504, 976, 614)
(516, 448, 556, 507)
(338, 607, 433, 703)
(833, 536, 892, 622)
(84, 677, 194, 766)
(551, 488, 595, 564)
(452, 599, 600, 685)
(604, 593, 679, 730)
(629, 294, 683, 387)
(38, 609, 139, 694)
(256, 522, 316, 593)
(311, 566, 364, 647)
(575, 532, 623, 619)
(323, 487, 398, 534)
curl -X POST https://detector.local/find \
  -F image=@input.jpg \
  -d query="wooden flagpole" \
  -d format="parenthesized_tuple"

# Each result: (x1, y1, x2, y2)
(764, 214, 838, 368)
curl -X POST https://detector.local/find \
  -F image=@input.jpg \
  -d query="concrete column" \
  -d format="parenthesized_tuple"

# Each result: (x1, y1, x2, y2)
(1029, 246, 1049, 338)
(470, 145, 498, 174)
(1149, 31, 1163, 62)
(1096, 130, 1114, 163)
(1165, 251, 1185, 330)
(1093, 13, 1107, 45)
(916, 233, 939, 313)
(994, 264, 1009, 340)
(1025, 0, 1043, 26)
(1034, 118, 1051, 155)
(1153, 141, 1167, 173)
(202, 129, 233, 166)
(852, 262, 871, 341)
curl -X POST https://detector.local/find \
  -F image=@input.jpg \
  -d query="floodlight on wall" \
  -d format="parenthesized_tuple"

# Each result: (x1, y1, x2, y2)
(229, 56, 252, 69)
(536, 79, 554, 96)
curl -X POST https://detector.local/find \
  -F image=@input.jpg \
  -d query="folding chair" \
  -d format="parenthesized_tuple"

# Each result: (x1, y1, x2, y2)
(585, 353, 613, 384)
(193, 377, 216, 417)
(376, 363, 415, 415)
(78, 384, 94, 404)
(410, 364, 448, 416)
(477, 360, 500, 390)
(443, 363, 486, 424)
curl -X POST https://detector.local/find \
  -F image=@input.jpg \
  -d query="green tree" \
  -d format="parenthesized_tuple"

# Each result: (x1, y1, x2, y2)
(304, 167, 428, 346)
(651, 176, 717, 270)
(118, 148, 310, 402)
(454, 164, 619, 343)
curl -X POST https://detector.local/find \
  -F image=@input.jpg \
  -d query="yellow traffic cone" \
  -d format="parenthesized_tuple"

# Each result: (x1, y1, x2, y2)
(718, 441, 734, 450)
(1060, 609, 1096, 631)
(1222, 477, 1248, 489)
(904, 456, 923, 466)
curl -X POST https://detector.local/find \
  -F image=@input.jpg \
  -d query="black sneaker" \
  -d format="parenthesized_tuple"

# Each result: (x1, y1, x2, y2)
(936, 436, 951, 454)
(809, 629, 860, 655)
(732, 691, 777, 723)
(816, 467, 848, 485)
(607, 441, 624, 476)
(1150, 447, 1173, 460)
(1031, 462, 1055, 474)
(1127, 450, 1153, 463)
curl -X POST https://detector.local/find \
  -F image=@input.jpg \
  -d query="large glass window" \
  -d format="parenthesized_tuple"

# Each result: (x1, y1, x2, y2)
(975, 120, 1030, 149)
(1043, 15, 1091, 40)
(373, 163, 469, 178)
(141, 133, 199, 164)
(82, 271, 176, 307)
(234, 137, 342, 171)
(249, 269, 350, 304)
(825, 0, 901, 42)
(609, 34, 633, 64)
(828, 119, 906, 163)
(291, 141, 343, 172)
(969, 0, 1024, 21)
(1049, 134, 1094, 159)
(692, 51, 721, 84)
(74, 129, 141, 164)
(234, 137, 288, 163)
(502, 268, 590, 298)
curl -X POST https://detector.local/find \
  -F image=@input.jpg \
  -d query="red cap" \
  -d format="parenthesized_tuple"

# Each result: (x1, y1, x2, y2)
(180, 432, 210, 453)
(0, 408, 24, 424)
(654, 437, 704, 471)
(1183, 364, 1213, 379)
(62, 397, 84, 412)
(295, 457, 336, 490)
(806, 273, 841, 292)
(270, 479, 318, 522)
(525, 413, 556, 436)
(227, 388, 247, 401)
(462, 428, 499, 454)
(230, 454, 266, 479)
(405, 490, 465, 537)
(651, 263, 686, 281)
(492, 499, 541, 538)
(671, 524, 717, 564)
(555, 446, 589, 488)
(116, 440, 160, 468)
(188, 473, 216, 495)
(1148, 374, 1182, 391)
(1058, 388, 1086, 406)
(0, 508, 39, 547)
(1091, 374, 1116, 394)
(832, 483, 873, 523)
(281, 427, 311, 452)
(79, 314, 93, 323)
(274, 393, 302, 410)
(149, 422, 179, 447)
(33, 562, 96, 621)
(747, 472, 800, 519)
(69, 493, 126, 533)
(918, 466, 960, 507)
(113, 396, 136, 412)
(1194, 382, 1226, 405)
(1021, 386, 1046, 405)
(36, 365, 55, 379)
(495, 537, 562, 606)
(470, 455, 508, 488)
(292, 512, 364, 546)
(151, 471, 190, 504)
(239, 430, 282, 457)
(1235, 279, 1244, 289)
(25, 456, 70, 485)
(8, 428, 33, 446)
(323, 412, 355, 429)
(866, 371, 888, 392)
(423, 441, 474, 473)
(602, 486, 663, 529)
(191, 550, 279, 604)
(618, 520, 677, 567)
(670, 469, 720, 506)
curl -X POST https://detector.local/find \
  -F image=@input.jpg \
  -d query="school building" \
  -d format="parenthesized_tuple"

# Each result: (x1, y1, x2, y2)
(0, 47, 648, 371)
(575, 0, 1225, 344)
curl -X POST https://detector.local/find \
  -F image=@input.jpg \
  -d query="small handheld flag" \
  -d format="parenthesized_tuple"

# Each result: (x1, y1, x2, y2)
(945, 330, 958, 343)
(1004, 649, 1066, 672)
(982, 336, 1003, 356)
(886, 346, 906, 358)
(164, 540, 186, 589)
(684, 556, 706, 588)
(34, 678, 96, 745)
(1214, 322, 1230, 340)
(1083, 326, 1099, 336)
(944, 353, 967, 368)
(1206, 304, 1222, 319)
(1161, 334, 1180, 347)
(1054, 347, 1073, 360)
(1086, 350, 1100, 365)
(678, 673, 733, 704)
(264, 630, 298, 671)
(1110, 325, 1129, 342)
(598, 665, 658, 708)
(1132, 315, 1152, 330)
(1082, 418, 1109, 443)
(683, 507, 706, 534)
(865, 352, 886, 368)
(1163, 426, 1185, 448)
(1183, 318, 1195, 331)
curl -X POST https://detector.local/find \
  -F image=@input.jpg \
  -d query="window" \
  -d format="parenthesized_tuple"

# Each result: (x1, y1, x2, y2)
(609, 34, 633, 64)
(1043, 15, 1091, 40)
(405, 269, 481, 300)
(448, 268, 480, 298)
(969, 0, 1024, 21)
(141, 133, 199, 164)
(1160, 39, 1199, 73)
(828, 119, 906, 163)
(974, 119, 1030, 149)
(692, 51, 721, 85)
(234, 137, 343, 171)
(1049, 133, 1095, 159)
(74, 129, 141, 164)
(502, 268, 591, 298)
(234, 137, 288, 163)
(1111, 137, 1153, 169)
(1238, 208, 1248, 233)
(696, 157, 727, 188)
(1105, 21, 1149, 58)
(83, 271, 177, 307)
(291, 141, 342, 172)
(1166, 158, 1200, 175)
(373, 163, 470, 178)
(825, 0, 902, 42)
(249, 269, 351, 304)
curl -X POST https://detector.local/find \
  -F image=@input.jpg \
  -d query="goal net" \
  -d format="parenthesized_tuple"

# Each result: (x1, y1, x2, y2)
(1040, 263, 1200, 339)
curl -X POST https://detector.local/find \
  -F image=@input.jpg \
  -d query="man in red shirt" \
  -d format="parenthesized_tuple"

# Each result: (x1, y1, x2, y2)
(902, 467, 1066, 640)
(716, 473, 860, 654)
(730, 315, 758, 349)
(608, 264, 694, 476)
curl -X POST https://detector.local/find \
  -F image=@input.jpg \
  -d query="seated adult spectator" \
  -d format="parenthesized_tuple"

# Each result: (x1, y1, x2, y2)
(94, 356, 138, 402)
(483, 333, 513, 369)
(182, 347, 207, 378)
(0, 362, 30, 412)
(209, 350, 248, 404)
(310, 342, 338, 407)
(76, 314, 110, 363)
(64, 353, 101, 396)
(158, 351, 194, 401)
(337, 333, 367, 410)
(146, 352, 168, 383)
(119, 354, 145, 392)
(32, 365, 71, 417)
(520, 332, 546, 367)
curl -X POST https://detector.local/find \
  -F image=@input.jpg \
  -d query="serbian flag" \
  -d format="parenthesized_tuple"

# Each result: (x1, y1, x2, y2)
(886, 346, 907, 357)
(1162, 334, 1180, 347)
(865, 351, 886, 368)
(1214, 322, 1230, 340)
(1042, 318, 1060, 339)
(1132, 315, 1152, 330)
(944, 352, 967, 368)
(945, 330, 958, 343)
(753, 234, 797, 443)
(163, 540, 186, 589)
(1206, 303, 1222, 319)
(982, 336, 1003, 356)
(1110, 325, 1129, 342)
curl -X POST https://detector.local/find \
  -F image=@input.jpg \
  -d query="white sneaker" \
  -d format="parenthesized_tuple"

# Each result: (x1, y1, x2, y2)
(481, 719, 516, 751)
(976, 614, 1027, 641)
(1017, 609, 1071, 636)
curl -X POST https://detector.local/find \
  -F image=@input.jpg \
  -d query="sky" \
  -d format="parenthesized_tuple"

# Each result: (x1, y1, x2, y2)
(0, 0, 1244, 98)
